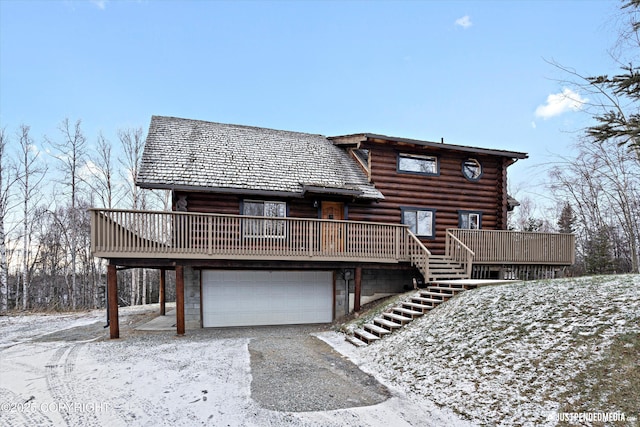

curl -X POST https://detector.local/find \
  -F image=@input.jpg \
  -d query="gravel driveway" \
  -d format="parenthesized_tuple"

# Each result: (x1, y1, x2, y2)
(247, 325, 389, 412)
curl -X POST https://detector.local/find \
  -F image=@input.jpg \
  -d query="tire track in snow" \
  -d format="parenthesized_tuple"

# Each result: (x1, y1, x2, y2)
(0, 388, 55, 427)
(45, 343, 102, 426)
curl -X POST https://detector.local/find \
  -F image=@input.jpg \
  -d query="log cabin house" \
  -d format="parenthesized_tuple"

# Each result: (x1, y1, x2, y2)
(90, 116, 575, 338)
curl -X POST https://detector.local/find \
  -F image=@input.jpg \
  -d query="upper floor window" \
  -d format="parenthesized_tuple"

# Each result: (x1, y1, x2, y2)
(458, 211, 482, 229)
(401, 207, 436, 238)
(462, 158, 482, 181)
(398, 153, 438, 175)
(243, 200, 286, 237)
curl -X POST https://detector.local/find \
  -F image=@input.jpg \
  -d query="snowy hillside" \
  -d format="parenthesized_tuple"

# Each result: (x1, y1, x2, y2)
(348, 275, 640, 425)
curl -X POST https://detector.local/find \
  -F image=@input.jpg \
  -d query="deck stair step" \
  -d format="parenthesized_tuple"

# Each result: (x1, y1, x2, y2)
(346, 279, 478, 346)
(426, 286, 465, 293)
(383, 312, 413, 324)
(401, 301, 433, 312)
(412, 296, 445, 305)
(373, 317, 404, 330)
(392, 307, 423, 318)
(346, 335, 368, 347)
(419, 291, 452, 300)
(364, 323, 392, 337)
(429, 265, 466, 275)
(353, 328, 380, 344)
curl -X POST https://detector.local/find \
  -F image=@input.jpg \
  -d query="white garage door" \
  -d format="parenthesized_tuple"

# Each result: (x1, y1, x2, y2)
(202, 270, 333, 327)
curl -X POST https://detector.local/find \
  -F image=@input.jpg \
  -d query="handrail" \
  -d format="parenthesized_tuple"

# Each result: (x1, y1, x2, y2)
(445, 229, 475, 277)
(446, 231, 475, 257)
(405, 230, 431, 280)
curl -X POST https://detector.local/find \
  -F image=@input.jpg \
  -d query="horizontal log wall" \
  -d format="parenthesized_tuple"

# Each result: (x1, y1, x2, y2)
(348, 141, 508, 254)
(175, 192, 319, 218)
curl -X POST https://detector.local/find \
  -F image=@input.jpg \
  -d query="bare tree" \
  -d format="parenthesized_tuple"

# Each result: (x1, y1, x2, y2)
(549, 137, 639, 273)
(0, 128, 19, 313)
(119, 127, 146, 305)
(46, 118, 87, 309)
(87, 131, 119, 209)
(16, 125, 47, 309)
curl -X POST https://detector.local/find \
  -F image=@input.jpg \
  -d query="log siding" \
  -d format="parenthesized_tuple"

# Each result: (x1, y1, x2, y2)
(348, 141, 508, 254)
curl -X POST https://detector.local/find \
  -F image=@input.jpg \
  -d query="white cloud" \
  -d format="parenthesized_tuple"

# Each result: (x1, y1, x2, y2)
(534, 88, 588, 119)
(80, 159, 100, 181)
(91, 0, 108, 10)
(455, 15, 472, 29)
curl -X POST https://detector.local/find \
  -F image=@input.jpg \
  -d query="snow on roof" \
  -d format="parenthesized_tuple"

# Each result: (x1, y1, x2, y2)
(136, 116, 383, 200)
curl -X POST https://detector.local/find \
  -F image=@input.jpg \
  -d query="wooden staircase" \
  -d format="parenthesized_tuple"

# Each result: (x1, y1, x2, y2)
(427, 255, 469, 281)
(406, 229, 474, 282)
(346, 281, 477, 347)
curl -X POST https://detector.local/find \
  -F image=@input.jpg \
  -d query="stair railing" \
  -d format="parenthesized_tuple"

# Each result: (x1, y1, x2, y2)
(405, 229, 431, 280)
(445, 229, 475, 277)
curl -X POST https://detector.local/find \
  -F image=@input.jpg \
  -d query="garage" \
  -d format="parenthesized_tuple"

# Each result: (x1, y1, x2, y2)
(202, 270, 333, 327)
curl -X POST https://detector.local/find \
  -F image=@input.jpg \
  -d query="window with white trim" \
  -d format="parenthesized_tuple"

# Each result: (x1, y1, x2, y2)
(398, 153, 438, 175)
(243, 200, 287, 237)
(402, 208, 436, 238)
(459, 211, 481, 229)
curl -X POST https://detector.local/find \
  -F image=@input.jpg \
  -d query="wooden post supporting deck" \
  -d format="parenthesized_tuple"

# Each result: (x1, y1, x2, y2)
(175, 265, 185, 335)
(107, 264, 119, 339)
(159, 268, 166, 316)
(354, 267, 362, 312)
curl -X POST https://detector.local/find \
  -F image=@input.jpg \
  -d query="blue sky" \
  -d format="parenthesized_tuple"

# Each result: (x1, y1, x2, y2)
(0, 0, 622, 206)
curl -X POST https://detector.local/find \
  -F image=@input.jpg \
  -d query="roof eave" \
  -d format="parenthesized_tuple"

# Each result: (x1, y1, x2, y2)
(330, 133, 528, 160)
(136, 182, 383, 201)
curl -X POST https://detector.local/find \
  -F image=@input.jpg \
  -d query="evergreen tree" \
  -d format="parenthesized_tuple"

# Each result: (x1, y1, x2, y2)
(557, 202, 576, 234)
(585, 0, 640, 155)
(584, 226, 614, 274)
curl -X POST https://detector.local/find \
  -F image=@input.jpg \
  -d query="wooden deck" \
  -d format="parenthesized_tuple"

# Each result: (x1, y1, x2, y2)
(90, 209, 575, 278)
(447, 228, 575, 265)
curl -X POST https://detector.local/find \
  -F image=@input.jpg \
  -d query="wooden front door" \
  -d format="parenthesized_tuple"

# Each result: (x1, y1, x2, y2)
(321, 202, 345, 253)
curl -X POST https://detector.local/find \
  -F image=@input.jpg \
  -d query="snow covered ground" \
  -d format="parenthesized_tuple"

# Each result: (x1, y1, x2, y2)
(333, 274, 640, 426)
(0, 304, 465, 426)
(0, 275, 638, 426)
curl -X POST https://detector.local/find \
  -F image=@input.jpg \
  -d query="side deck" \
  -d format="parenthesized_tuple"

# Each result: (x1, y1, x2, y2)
(90, 209, 575, 276)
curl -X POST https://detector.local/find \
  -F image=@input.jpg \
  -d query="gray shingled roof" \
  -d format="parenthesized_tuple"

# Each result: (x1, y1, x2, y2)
(137, 116, 383, 200)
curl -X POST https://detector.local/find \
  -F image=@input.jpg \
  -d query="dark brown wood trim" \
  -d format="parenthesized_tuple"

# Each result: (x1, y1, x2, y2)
(175, 265, 185, 336)
(332, 270, 336, 321)
(107, 264, 119, 339)
(159, 268, 166, 316)
(199, 269, 204, 328)
(354, 267, 362, 312)
(105, 258, 418, 271)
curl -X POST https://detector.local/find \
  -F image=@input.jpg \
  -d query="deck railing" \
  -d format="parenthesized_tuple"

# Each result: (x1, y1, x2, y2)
(405, 231, 431, 280)
(448, 228, 575, 265)
(90, 209, 575, 270)
(90, 208, 414, 263)
(445, 230, 475, 276)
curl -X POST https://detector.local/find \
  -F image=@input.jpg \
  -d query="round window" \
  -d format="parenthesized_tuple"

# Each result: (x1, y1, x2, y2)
(462, 158, 482, 181)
